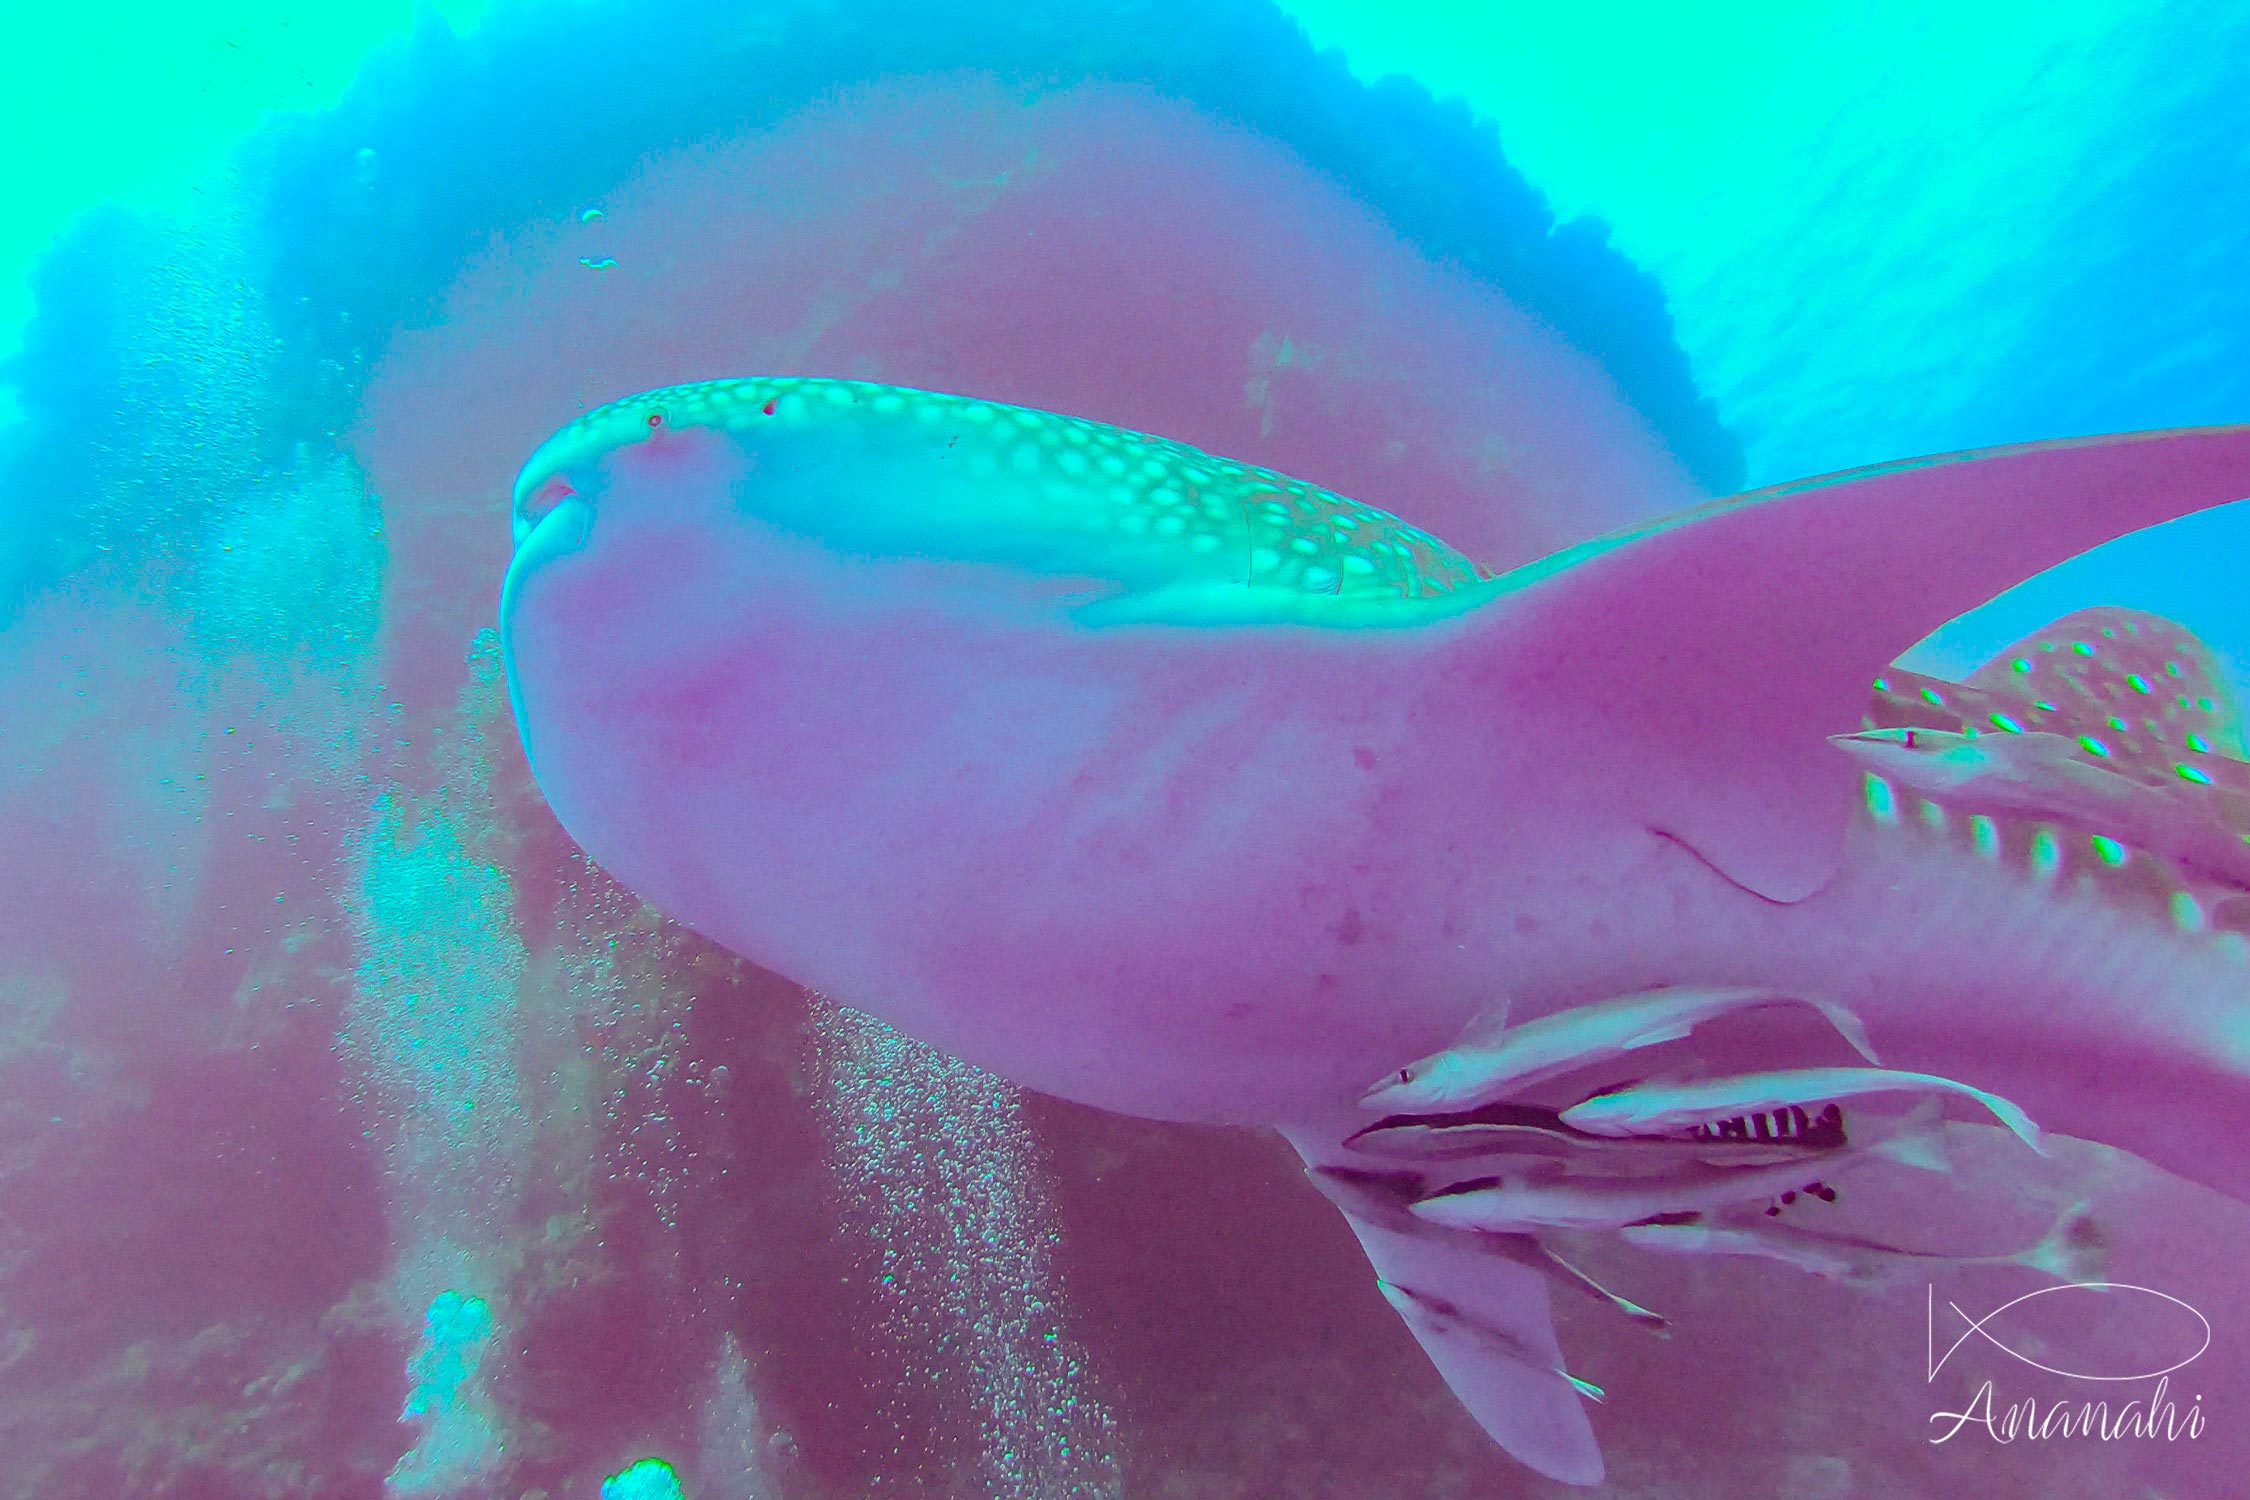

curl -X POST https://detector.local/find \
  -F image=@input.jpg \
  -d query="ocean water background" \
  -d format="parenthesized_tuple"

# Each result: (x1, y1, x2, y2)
(1, 2, 2246, 1497)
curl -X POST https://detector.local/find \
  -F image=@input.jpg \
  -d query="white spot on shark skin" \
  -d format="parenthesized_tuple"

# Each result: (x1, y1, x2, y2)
(503, 380, 2250, 1488)
(1969, 813, 2003, 857)
(1863, 771, 1900, 824)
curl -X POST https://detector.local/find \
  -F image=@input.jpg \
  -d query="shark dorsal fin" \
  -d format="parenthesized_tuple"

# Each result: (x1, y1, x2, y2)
(1460, 425, 2250, 902)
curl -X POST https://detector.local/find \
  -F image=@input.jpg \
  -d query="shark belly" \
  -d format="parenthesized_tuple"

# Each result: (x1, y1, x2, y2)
(507, 518, 1696, 1124)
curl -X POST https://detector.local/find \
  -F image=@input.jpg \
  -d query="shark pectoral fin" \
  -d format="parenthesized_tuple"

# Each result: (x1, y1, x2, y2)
(1287, 1129, 1604, 1485)
(1353, 1218, 1605, 1486)
(1466, 423, 2250, 903)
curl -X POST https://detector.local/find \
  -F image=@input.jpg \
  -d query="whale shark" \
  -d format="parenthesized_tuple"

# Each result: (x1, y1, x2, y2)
(498, 377, 2250, 1484)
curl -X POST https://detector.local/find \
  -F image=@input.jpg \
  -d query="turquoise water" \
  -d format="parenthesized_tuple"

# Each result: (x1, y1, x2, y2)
(2, 3, 2246, 1496)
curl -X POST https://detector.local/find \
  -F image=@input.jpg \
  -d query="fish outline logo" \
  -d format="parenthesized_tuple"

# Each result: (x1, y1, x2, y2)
(1926, 1280, 2212, 1383)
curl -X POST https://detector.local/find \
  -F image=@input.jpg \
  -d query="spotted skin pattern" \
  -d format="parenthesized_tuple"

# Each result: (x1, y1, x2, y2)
(1866, 607, 2247, 784)
(1968, 605, 2246, 760)
(514, 377, 1493, 604)
(1859, 606, 2250, 953)
(505, 384, 2250, 1490)
(518, 384, 2250, 966)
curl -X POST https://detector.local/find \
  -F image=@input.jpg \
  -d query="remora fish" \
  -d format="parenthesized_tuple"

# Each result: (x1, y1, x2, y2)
(1617, 1196, 2106, 1289)
(1829, 726, 2250, 885)
(1361, 983, 1879, 1113)
(499, 377, 2250, 1485)
(1410, 1109, 1936, 1232)
(1558, 1064, 2044, 1149)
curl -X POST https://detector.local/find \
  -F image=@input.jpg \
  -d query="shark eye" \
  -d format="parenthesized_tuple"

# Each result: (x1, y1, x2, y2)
(1903, 729, 1917, 748)
(1398, 1067, 1413, 1085)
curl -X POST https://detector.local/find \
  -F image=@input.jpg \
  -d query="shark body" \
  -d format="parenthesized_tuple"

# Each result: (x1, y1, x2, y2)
(500, 378, 2250, 1484)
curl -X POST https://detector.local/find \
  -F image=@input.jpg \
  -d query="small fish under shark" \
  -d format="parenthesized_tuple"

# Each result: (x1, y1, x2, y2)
(499, 378, 2250, 1485)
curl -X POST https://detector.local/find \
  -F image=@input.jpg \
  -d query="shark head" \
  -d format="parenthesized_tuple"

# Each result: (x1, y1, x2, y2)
(502, 378, 2250, 1485)
(500, 377, 1524, 1122)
